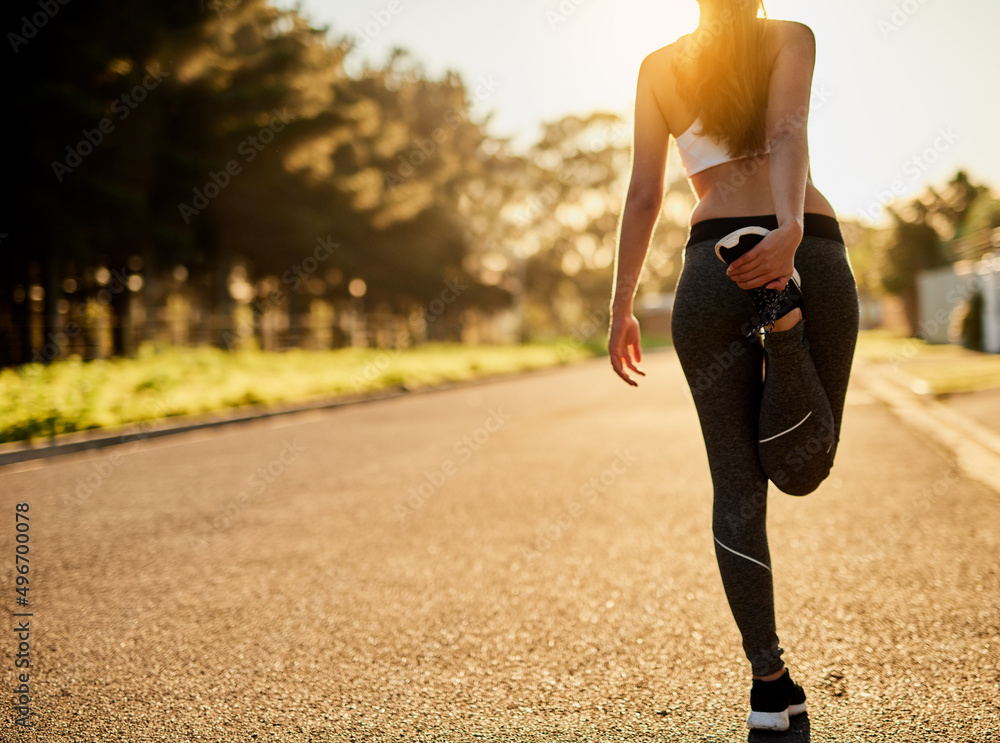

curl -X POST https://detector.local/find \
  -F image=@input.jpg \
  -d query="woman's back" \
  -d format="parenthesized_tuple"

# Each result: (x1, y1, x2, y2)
(642, 18, 836, 223)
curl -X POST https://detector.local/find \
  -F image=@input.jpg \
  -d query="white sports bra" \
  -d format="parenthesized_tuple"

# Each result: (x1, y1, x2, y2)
(674, 117, 770, 177)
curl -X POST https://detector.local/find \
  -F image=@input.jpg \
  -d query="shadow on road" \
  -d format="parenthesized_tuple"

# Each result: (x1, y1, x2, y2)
(748, 712, 810, 742)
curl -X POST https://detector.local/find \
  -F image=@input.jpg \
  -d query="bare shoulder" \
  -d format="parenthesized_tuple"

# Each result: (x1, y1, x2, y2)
(766, 19, 816, 49)
(639, 35, 689, 73)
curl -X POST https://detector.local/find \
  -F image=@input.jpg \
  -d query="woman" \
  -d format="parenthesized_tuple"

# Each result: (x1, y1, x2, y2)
(607, 0, 859, 732)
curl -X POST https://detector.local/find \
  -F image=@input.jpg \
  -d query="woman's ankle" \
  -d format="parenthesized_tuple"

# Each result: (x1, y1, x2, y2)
(771, 308, 802, 333)
(753, 665, 787, 682)
(762, 316, 806, 357)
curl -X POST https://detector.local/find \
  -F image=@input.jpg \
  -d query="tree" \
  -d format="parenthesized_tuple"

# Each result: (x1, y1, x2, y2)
(872, 171, 997, 335)
(1, 0, 207, 363)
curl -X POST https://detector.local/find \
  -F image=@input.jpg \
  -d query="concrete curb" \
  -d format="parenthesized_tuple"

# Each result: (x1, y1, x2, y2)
(0, 389, 405, 468)
(0, 355, 625, 469)
(854, 359, 1000, 495)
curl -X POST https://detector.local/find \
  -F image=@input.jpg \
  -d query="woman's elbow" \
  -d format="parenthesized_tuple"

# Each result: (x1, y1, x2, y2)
(624, 187, 664, 214)
(766, 127, 808, 154)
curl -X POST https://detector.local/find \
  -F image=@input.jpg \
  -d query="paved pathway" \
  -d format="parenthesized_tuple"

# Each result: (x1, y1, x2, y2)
(1, 350, 998, 742)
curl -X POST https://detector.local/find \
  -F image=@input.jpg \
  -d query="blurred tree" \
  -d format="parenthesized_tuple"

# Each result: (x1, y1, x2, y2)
(839, 220, 884, 298)
(155, 0, 359, 347)
(921, 170, 988, 242)
(1, 0, 207, 363)
(876, 210, 943, 334)
(501, 112, 630, 337)
(499, 112, 691, 339)
(328, 50, 510, 340)
(1, 1, 730, 362)
(1, 0, 512, 359)
(942, 178, 1000, 263)
(961, 189, 1000, 237)
(873, 171, 997, 335)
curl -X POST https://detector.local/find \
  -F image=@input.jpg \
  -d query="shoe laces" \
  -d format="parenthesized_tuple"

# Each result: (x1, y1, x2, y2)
(746, 286, 788, 337)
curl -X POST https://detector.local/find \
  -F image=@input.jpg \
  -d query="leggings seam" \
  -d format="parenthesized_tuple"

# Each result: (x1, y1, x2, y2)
(714, 537, 772, 573)
(759, 410, 812, 443)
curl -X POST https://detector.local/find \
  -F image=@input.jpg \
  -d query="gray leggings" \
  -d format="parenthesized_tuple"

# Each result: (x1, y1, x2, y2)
(671, 214, 859, 676)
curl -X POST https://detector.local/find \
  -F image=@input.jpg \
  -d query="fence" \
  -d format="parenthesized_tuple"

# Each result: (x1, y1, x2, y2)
(0, 292, 529, 367)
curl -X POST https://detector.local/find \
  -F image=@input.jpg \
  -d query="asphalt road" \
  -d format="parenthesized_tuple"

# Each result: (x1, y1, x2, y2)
(1, 350, 998, 742)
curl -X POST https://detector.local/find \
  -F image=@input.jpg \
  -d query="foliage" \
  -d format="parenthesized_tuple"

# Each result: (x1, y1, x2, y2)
(0, 341, 595, 444)
(1, 0, 511, 363)
(875, 171, 995, 297)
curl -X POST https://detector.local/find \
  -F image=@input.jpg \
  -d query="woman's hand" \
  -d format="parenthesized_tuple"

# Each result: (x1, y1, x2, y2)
(608, 312, 645, 386)
(725, 221, 804, 290)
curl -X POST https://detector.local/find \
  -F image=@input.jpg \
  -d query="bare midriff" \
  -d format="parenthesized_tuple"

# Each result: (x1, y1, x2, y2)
(686, 154, 837, 224)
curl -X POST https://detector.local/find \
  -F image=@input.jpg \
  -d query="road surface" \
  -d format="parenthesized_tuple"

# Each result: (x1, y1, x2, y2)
(1, 349, 998, 742)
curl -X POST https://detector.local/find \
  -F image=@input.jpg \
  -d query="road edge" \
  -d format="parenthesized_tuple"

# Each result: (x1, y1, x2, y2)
(854, 359, 1000, 496)
(0, 356, 614, 468)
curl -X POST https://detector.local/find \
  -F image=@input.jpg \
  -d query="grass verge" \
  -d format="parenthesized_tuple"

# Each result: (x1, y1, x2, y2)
(856, 329, 1000, 395)
(0, 340, 605, 444)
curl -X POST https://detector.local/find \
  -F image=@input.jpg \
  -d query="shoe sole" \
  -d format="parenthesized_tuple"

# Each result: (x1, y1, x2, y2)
(747, 709, 789, 731)
(715, 227, 803, 292)
(715, 226, 771, 264)
(747, 702, 807, 731)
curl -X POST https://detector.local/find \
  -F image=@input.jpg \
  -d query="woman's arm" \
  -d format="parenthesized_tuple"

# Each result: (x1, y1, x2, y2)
(609, 55, 671, 385)
(726, 22, 817, 291)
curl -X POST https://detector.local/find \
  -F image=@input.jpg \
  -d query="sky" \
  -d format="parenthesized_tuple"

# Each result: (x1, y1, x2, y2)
(275, 0, 1000, 224)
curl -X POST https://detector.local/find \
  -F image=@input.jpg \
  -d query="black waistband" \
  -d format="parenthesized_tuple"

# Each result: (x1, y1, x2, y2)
(686, 213, 843, 247)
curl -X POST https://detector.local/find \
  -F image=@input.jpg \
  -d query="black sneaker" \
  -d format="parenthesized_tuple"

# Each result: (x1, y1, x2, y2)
(747, 668, 808, 731)
(714, 226, 803, 337)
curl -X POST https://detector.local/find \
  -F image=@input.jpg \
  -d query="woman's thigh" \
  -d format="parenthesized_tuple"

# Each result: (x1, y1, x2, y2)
(671, 235, 859, 489)
(671, 241, 766, 488)
(794, 237, 861, 430)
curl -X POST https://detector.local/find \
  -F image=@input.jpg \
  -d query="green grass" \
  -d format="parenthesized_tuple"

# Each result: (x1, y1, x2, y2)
(856, 329, 1000, 395)
(0, 340, 603, 444)
(854, 329, 971, 363)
